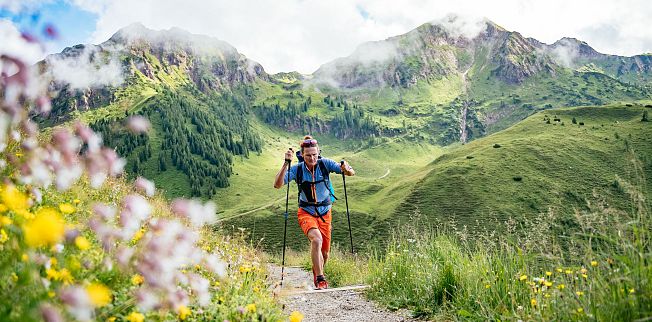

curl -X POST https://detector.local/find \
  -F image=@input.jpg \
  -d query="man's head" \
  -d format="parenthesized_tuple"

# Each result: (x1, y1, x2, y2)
(300, 136, 319, 169)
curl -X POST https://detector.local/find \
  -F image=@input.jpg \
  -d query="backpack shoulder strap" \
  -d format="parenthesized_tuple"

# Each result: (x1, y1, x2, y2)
(317, 159, 330, 181)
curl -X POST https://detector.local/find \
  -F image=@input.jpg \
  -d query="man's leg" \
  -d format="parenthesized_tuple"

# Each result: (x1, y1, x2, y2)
(307, 228, 324, 276)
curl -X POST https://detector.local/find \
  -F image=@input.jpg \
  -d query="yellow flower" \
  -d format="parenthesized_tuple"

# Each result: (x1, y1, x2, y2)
(544, 281, 553, 287)
(0, 215, 12, 225)
(544, 293, 551, 298)
(21, 253, 28, 262)
(557, 284, 565, 290)
(86, 283, 112, 307)
(0, 204, 7, 212)
(246, 303, 256, 313)
(485, 284, 490, 289)
(545, 271, 552, 276)
(131, 274, 144, 286)
(126, 312, 144, 322)
(106, 317, 116, 322)
(73, 199, 81, 204)
(15, 152, 23, 157)
(530, 298, 537, 307)
(2, 185, 28, 211)
(46, 268, 59, 281)
(629, 288, 635, 294)
(556, 268, 563, 273)
(289, 311, 304, 322)
(577, 307, 584, 313)
(519, 275, 527, 281)
(240, 265, 252, 273)
(591, 261, 598, 267)
(177, 305, 191, 320)
(22, 208, 64, 248)
(59, 268, 73, 285)
(48, 291, 55, 298)
(58, 203, 75, 215)
(75, 236, 90, 250)
(582, 274, 588, 279)
(253, 286, 260, 293)
(580, 267, 588, 274)
(17, 209, 34, 219)
(131, 228, 144, 242)
(11, 272, 18, 282)
(50, 257, 58, 267)
(565, 269, 573, 275)
(0, 229, 8, 243)
(576, 291, 584, 296)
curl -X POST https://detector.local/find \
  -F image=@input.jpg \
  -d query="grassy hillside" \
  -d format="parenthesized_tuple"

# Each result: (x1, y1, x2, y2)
(217, 103, 652, 252)
(396, 104, 652, 232)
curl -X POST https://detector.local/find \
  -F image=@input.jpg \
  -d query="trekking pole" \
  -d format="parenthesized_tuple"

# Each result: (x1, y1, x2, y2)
(340, 160, 354, 254)
(281, 159, 291, 286)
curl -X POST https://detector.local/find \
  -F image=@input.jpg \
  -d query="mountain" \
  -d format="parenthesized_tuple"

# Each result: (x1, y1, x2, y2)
(43, 23, 267, 123)
(37, 20, 652, 205)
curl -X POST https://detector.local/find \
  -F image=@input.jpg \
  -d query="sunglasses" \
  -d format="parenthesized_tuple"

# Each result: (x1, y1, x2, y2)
(300, 139, 318, 147)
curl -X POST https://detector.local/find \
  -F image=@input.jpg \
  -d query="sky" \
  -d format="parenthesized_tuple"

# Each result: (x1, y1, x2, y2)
(1, 0, 652, 74)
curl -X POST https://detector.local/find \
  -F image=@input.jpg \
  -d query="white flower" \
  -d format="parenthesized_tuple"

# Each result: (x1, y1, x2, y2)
(135, 177, 156, 197)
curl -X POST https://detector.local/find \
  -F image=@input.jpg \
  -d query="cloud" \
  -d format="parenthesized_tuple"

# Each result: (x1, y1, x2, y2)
(57, 0, 652, 73)
(550, 39, 579, 68)
(45, 44, 124, 89)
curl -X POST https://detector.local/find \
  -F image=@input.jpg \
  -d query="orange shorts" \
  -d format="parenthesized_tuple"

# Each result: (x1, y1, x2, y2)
(297, 208, 332, 253)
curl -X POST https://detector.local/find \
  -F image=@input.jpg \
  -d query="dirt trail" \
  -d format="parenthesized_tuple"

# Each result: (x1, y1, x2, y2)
(268, 265, 413, 322)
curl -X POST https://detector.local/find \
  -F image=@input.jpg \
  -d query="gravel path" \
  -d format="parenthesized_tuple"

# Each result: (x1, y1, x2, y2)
(268, 265, 414, 322)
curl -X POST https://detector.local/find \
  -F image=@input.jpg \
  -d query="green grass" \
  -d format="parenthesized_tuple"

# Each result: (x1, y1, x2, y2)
(396, 104, 652, 233)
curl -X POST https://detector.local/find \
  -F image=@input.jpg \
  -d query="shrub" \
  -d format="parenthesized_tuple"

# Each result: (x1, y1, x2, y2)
(579, 122, 585, 126)
(643, 110, 649, 122)
(493, 144, 501, 148)
(513, 176, 523, 181)
(466, 155, 474, 159)
(572, 117, 577, 124)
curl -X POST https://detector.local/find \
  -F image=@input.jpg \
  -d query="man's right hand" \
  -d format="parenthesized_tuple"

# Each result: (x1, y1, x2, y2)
(284, 148, 294, 163)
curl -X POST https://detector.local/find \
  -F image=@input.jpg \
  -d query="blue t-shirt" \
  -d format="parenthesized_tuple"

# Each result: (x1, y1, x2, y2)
(283, 158, 342, 215)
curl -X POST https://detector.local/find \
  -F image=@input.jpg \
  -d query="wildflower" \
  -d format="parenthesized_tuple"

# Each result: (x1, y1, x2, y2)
(545, 271, 552, 277)
(58, 203, 75, 214)
(74, 236, 90, 250)
(126, 116, 151, 134)
(240, 265, 252, 273)
(565, 269, 572, 275)
(580, 267, 588, 274)
(107, 317, 116, 322)
(556, 268, 563, 273)
(131, 228, 144, 242)
(2, 185, 29, 211)
(11, 272, 18, 282)
(21, 253, 28, 262)
(39, 304, 63, 322)
(59, 268, 73, 285)
(577, 307, 584, 314)
(23, 208, 65, 247)
(126, 311, 144, 322)
(576, 291, 584, 296)
(519, 274, 527, 281)
(0, 205, 6, 213)
(73, 199, 81, 204)
(557, 284, 565, 290)
(289, 311, 304, 322)
(530, 298, 537, 307)
(629, 288, 635, 294)
(590, 260, 597, 267)
(582, 274, 588, 279)
(131, 274, 144, 286)
(0, 229, 8, 243)
(46, 268, 60, 281)
(48, 291, 56, 298)
(485, 284, 490, 289)
(86, 283, 111, 307)
(135, 177, 156, 197)
(246, 303, 256, 313)
(544, 281, 553, 287)
(544, 293, 551, 298)
(177, 305, 191, 320)
(0, 215, 12, 225)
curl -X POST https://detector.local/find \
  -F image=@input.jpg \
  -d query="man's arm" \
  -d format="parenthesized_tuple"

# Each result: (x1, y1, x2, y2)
(273, 148, 294, 189)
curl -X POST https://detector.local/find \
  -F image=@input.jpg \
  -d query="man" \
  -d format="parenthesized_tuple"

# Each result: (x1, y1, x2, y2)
(273, 136, 355, 290)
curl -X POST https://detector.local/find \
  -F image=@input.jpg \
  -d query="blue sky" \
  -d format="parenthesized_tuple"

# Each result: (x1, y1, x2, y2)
(0, 0, 96, 53)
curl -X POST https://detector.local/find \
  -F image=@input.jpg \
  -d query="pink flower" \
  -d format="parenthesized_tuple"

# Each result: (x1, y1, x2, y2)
(135, 177, 156, 197)
(127, 115, 151, 134)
